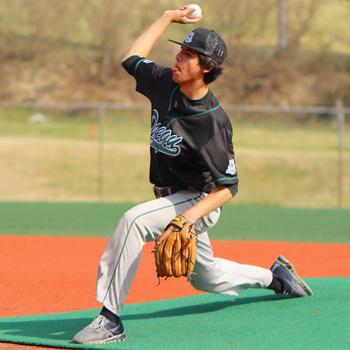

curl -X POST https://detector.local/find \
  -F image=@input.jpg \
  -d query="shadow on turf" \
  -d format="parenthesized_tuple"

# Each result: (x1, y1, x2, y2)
(0, 295, 278, 342)
(125, 294, 278, 319)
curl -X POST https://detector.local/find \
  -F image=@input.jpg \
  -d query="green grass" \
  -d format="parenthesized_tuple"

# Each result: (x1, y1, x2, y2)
(0, 108, 347, 150)
(0, 109, 150, 143)
(0, 202, 349, 242)
(0, 109, 349, 207)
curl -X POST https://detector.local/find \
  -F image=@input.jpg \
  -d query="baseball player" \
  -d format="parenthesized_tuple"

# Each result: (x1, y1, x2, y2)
(73, 5, 313, 345)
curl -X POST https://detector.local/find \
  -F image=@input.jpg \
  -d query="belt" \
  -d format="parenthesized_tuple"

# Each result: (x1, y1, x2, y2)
(153, 186, 185, 198)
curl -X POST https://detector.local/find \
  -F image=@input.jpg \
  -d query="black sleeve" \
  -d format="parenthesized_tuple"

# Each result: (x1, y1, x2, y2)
(199, 127, 239, 196)
(122, 55, 170, 101)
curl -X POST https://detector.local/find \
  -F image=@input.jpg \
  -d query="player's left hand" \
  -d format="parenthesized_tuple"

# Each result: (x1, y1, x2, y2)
(154, 215, 197, 278)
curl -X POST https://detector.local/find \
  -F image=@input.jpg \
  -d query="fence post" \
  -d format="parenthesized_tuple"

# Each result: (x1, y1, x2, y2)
(277, 0, 289, 55)
(98, 106, 106, 201)
(335, 99, 345, 208)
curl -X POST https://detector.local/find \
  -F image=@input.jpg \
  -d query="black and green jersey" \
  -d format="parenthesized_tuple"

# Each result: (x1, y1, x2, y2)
(122, 55, 238, 195)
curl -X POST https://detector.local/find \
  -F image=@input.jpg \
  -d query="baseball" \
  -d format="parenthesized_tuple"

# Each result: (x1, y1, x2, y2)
(188, 4, 202, 18)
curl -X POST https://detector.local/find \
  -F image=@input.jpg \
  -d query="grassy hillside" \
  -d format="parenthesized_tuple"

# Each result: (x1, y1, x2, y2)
(0, 0, 350, 105)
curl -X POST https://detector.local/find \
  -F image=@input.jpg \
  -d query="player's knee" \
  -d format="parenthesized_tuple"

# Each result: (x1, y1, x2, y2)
(189, 271, 212, 292)
(122, 208, 137, 226)
(122, 202, 152, 224)
(189, 274, 202, 290)
(120, 208, 148, 238)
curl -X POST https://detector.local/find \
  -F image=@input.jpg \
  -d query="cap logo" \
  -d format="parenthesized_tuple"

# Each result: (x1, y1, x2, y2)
(216, 49, 224, 57)
(184, 32, 195, 44)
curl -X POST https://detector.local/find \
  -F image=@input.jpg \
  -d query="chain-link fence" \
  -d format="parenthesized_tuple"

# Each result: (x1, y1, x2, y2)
(0, 102, 348, 208)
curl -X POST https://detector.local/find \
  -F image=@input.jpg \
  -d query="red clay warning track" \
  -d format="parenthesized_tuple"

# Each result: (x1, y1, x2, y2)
(1, 235, 349, 317)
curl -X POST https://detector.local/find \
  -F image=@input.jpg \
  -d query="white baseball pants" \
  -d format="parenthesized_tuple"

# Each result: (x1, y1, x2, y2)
(96, 190, 273, 316)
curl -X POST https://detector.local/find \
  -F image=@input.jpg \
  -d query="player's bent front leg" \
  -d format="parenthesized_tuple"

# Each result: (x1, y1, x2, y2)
(96, 190, 204, 315)
(73, 190, 203, 345)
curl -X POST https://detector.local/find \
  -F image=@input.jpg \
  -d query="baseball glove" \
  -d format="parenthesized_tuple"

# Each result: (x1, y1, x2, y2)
(154, 215, 197, 279)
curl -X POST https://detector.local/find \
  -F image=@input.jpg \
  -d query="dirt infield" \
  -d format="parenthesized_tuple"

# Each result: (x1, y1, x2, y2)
(0, 345, 43, 350)
(1, 235, 349, 318)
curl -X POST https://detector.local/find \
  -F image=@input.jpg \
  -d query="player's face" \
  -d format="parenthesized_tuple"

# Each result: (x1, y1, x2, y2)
(172, 47, 206, 84)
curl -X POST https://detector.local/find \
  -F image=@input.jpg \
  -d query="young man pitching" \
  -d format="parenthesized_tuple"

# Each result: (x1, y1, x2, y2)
(73, 5, 312, 345)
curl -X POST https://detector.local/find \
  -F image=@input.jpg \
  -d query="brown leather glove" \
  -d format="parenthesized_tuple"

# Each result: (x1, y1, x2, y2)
(154, 215, 197, 278)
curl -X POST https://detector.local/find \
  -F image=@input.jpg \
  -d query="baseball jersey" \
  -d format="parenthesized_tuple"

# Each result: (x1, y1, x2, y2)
(122, 55, 238, 195)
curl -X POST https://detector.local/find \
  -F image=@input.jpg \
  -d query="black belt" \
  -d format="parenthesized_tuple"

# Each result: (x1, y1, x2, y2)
(153, 186, 185, 198)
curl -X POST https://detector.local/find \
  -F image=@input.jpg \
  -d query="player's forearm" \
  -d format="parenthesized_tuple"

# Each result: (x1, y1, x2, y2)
(182, 186, 233, 223)
(121, 6, 200, 62)
(121, 12, 173, 62)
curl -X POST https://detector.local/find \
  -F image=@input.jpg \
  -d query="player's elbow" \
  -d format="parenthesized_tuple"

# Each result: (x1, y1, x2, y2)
(219, 184, 238, 202)
(210, 185, 234, 204)
(121, 49, 142, 64)
(229, 183, 238, 199)
(121, 53, 131, 65)
(226, 188, 234, 202)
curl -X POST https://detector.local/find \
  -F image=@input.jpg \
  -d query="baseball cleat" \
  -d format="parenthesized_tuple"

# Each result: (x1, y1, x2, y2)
(72, 315, 127, 344)
(271, 255, 313, 297)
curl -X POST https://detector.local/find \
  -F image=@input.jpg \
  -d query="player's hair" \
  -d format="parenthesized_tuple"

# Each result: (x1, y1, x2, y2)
(198, 54, 223, 84)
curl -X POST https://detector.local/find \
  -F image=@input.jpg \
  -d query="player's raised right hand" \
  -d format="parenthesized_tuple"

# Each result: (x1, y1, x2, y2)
(164, 5, 202, 24)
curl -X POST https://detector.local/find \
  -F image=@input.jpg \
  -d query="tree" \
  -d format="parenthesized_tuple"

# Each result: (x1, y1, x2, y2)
(277, 0, 289, 55)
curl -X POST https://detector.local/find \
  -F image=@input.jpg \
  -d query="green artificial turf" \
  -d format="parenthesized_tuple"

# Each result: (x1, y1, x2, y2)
(0, 201, 349, 242)
(0, 278, 349, 350)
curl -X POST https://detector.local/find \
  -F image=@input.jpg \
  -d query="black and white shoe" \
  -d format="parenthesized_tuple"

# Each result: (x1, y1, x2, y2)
(72, 314, 127, 344)
(271, 255, 313, 297)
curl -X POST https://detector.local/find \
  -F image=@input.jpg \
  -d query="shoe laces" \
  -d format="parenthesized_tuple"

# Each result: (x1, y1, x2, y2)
(281, 290, 291, 297)
(91, 315, 106, 330)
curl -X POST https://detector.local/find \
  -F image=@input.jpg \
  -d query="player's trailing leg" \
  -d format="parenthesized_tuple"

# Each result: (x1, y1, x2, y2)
(269, 255, 313, 297)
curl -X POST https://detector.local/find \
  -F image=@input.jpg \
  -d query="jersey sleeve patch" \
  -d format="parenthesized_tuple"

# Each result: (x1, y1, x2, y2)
(134, 59, 154, 74)
(225, 159, 236, 176)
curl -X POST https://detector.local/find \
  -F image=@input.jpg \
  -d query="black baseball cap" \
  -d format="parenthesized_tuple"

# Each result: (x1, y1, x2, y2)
(169, 28, 227, 64)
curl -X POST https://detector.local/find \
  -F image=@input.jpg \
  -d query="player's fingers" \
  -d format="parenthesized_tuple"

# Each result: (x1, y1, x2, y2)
(158, 227, 173, 243)
(174, 6, 194, 19)
(183, 15, 203, 23)
(182, 6, 195, 16)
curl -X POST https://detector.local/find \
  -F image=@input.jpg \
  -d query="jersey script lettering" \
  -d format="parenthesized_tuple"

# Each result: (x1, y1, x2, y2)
(150, 109, 183, 156)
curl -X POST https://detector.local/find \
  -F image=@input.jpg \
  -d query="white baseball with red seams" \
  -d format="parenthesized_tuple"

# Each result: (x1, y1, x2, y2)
(188, 4, 202, 18)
